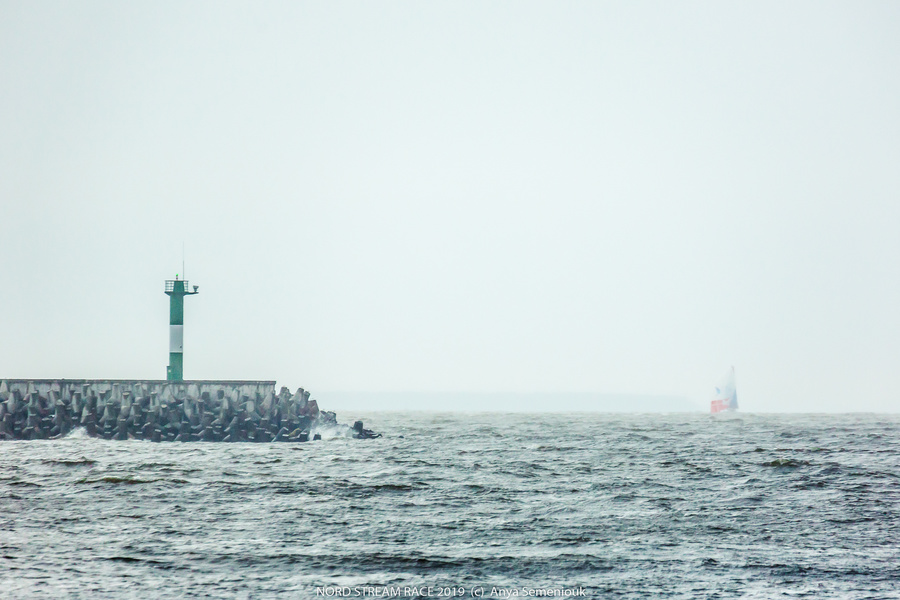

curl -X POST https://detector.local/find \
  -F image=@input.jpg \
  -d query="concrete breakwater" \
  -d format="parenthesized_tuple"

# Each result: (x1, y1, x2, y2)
(0, 379, 378, 442)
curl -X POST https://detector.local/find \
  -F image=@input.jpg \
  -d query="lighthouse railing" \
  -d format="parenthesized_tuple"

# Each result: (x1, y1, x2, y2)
(165, 280, 191, 293)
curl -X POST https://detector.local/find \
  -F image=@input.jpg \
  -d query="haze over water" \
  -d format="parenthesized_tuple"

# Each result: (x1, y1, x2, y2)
(2, 411, 897, 598)
(2, 3, 899, 412)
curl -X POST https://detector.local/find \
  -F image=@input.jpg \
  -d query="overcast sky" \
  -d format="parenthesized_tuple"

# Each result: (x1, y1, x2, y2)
(1, 2, 898, 412)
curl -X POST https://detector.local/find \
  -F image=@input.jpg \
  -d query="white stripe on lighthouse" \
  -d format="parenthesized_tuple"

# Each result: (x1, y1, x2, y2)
(169, 325, 184, 352)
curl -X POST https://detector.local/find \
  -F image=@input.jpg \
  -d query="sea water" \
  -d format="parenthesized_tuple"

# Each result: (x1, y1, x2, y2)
(0, 412, 897, 599)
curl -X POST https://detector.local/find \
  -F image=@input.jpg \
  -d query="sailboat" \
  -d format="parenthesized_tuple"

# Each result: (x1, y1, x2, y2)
(710, 366, 738, 414)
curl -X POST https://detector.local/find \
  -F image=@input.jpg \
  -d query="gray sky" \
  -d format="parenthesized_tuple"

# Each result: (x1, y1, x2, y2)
(1, 1, 898, 412)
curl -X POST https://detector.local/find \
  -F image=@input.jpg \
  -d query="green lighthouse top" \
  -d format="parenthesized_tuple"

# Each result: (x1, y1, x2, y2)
(165, 279, 199, 295)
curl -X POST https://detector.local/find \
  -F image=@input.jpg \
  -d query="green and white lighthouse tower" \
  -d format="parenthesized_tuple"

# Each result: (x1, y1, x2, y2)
(165, 276, 199, 381)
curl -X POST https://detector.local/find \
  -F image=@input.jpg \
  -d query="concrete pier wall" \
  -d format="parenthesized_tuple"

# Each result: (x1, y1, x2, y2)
(0, 379, 334, 442)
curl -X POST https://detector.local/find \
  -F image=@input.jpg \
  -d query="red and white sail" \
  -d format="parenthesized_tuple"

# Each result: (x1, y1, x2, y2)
(710, 366, 738, 414)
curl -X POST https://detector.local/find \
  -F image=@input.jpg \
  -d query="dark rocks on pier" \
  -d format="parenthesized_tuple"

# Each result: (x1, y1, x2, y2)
(0, 380, 379, 442)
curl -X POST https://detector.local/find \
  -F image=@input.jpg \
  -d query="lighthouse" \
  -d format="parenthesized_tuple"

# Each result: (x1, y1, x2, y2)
(165, 276, 199, 381)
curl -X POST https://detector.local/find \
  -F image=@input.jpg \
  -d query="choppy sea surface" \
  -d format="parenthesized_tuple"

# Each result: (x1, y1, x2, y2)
(1, 412, 898, 599)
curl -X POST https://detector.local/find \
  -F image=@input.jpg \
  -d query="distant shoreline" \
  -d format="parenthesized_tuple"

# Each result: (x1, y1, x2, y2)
(317, 391, 702, 413)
